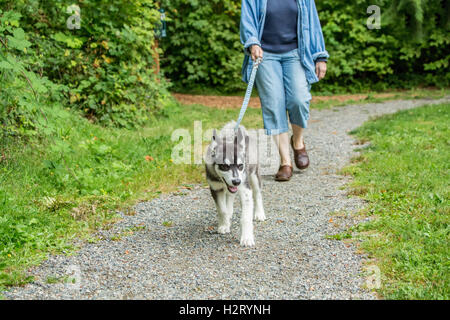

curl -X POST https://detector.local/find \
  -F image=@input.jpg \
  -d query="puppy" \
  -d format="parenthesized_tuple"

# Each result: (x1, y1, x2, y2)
(205, 121, 265, 246)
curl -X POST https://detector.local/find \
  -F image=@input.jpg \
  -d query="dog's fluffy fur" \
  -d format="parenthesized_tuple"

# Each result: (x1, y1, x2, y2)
(205, 121, 265, 246)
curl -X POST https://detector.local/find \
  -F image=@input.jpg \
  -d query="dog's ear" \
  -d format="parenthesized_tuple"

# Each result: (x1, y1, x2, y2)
(236, 128, 245, 148)
(210, 129, 218, 152)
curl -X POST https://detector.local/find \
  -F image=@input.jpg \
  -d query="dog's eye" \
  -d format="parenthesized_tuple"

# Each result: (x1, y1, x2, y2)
(237, 164, 244, 171)
(218, 164, 230, 171)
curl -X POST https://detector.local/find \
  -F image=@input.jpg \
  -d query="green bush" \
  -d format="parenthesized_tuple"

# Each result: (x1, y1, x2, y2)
(2, 0, 171, 128)
(161, 0, 449, 93)
(0, 9, 64, 137)
(161, 0, 245, 92)
(317, 0, 450, 92)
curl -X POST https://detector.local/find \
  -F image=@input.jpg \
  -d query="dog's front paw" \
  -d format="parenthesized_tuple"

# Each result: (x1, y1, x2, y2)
(217, 225, 230, 234)
(254, 211, 266, 222)
(240, 235, 255, 247)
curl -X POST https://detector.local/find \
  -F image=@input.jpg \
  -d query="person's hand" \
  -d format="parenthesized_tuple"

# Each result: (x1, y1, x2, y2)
(315, 61, 327, 80)
(250, 45, 263, 62)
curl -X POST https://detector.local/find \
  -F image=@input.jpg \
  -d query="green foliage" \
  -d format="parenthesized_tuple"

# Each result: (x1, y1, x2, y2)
(344, 103, 450, 299)
(317, 0, 450, 92)
(161, 0, 245, 92)
(0, 9, 64, 137)
(161, 0, 449, 93)
(3, 0, 170, 128)
(385, 0, 450, 38)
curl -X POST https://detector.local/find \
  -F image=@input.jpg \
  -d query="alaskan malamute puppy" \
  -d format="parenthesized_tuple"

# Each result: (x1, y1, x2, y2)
(205, 121, 265, 246)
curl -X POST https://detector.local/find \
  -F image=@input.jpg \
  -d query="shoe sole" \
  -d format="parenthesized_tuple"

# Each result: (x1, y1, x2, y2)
(275, 176, 292, 181)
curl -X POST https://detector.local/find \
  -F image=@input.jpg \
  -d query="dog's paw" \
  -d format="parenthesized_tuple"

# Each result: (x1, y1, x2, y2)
(217, 225, 230, 234)
(240, 235, 255, 247)
(254, 211, 266, 222)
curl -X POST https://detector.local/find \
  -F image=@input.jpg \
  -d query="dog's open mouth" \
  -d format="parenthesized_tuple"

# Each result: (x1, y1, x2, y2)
(221, 178, 238, 193)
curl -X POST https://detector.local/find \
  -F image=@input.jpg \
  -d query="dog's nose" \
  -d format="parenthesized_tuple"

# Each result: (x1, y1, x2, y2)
(232, 179, 241, 186)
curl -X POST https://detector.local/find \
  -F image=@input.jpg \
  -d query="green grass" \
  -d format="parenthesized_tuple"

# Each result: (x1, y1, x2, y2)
(324, 232, 353, 240)
(0, 100, 263, 288)
(342, 103, 450, 299)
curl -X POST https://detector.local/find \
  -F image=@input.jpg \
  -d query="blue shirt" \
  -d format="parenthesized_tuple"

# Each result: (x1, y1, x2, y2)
(240, 0, 329, 84)
(261, 0, 298, 54)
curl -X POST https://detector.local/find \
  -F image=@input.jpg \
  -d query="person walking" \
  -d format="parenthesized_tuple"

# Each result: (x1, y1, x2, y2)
(240, 0, 329, 181)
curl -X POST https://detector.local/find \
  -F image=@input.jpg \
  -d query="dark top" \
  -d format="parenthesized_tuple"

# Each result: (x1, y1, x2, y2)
(261, 0, 299, 54)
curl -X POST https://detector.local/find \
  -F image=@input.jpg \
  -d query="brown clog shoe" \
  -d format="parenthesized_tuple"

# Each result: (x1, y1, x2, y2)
(275, 165, 293, 181)
(291, 136, 309, 169)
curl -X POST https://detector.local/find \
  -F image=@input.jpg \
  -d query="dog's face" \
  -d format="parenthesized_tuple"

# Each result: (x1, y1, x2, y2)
(210, 129, 246, 194)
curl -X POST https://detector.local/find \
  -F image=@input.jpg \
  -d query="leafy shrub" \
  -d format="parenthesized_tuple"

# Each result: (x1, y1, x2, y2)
(0, 9, 63, 137)
(161, 0, 449, 93)
(3, 0, 171, 128)
(317, 0, 450, 92)
(161, 0, 245, 92)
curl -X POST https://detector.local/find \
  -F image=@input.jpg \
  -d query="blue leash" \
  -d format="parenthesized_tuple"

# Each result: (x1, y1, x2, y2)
(235, 58, 262, 130)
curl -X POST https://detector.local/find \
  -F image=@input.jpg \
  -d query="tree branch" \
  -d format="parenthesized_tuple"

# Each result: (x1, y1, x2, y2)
(0, 37, 7, 49)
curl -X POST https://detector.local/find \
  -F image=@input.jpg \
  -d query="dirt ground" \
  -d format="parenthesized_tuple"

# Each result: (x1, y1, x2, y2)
(173, 92, 397, 109)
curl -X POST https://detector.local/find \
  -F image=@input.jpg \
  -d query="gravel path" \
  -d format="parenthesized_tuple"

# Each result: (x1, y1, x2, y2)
(4, 97, 449, 300)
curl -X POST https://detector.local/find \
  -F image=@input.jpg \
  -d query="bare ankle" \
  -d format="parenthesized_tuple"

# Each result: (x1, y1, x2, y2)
(292, 137, 304, 150)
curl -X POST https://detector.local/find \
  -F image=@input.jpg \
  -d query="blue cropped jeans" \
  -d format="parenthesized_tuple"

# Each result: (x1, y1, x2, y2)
(255, 48, 312, 135)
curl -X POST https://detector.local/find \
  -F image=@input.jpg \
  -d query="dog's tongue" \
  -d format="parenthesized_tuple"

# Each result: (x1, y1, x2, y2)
(228, 186, 238, 193)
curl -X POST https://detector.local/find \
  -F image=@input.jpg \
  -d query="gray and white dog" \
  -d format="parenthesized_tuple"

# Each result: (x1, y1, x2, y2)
(205, 121, 265, 246)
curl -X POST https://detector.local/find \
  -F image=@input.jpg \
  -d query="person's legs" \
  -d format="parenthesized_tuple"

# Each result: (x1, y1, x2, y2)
(273, 132, 291, 166)
(291, 124, 304, 149)
(282, 50, 312, 149)
(255, 52, 292, 168)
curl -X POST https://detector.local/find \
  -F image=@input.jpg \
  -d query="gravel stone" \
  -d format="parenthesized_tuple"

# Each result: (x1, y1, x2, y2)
(3, 97, 449, 300)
